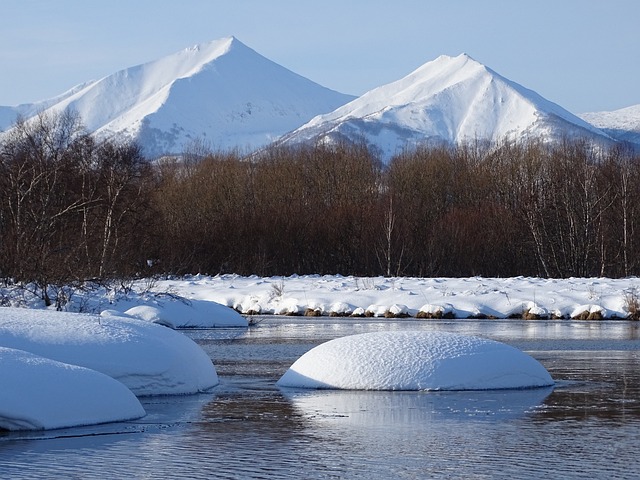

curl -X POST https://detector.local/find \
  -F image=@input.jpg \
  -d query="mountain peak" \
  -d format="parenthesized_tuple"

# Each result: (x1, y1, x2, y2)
(1, 36, 355, 157)
(435, 52, 476, 62)
(280, 53, 614, 160)
(410, 52, 491, 82)
(185, 35, 243, 56)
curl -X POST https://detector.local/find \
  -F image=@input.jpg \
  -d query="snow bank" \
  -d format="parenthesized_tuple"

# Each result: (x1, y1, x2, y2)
(156, 275, 636, 319)
(277, 331, 553, 391)
(0, 346, 145, 431)
(418, 303, 455, 318)
(0, 307, 218, 395)
(123, 298, 247, 328)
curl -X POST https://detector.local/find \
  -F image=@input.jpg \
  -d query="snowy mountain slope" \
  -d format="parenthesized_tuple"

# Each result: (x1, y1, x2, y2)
(0, 37, 355, 157)
(579, 104, 640, 147)
(0, 82, 94, 130)
(278, 54, 615, 160)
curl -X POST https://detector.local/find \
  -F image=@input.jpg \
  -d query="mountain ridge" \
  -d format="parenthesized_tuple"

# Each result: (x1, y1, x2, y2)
(2, 41, 639, 159)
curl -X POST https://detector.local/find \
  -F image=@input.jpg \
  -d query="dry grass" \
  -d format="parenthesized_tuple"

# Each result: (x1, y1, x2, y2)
(522, 308, 549, 320)
(624, 288, 640, 320)
(571, 310, 603, 320)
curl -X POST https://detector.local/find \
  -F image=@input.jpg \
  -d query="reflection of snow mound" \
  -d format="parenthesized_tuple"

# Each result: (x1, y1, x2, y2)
(285, 387, 553, 426)
(277, 331, 553, 390)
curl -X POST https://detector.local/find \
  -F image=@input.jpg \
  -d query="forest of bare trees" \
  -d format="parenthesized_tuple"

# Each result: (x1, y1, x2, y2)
(2, 111, 640, 299)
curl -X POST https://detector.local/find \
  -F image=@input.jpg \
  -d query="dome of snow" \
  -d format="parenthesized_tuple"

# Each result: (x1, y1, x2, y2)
(0, 307, 218, 396)
(123, 298, 248, 328)
(277, 331, 553, 391)
(0, 347, 145, 431)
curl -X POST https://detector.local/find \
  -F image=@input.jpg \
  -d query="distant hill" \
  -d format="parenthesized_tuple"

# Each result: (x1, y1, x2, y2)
(579, 104, 640, 147)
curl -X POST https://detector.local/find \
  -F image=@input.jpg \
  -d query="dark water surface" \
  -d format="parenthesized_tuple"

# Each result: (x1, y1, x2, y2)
(1, 318, 639, 479)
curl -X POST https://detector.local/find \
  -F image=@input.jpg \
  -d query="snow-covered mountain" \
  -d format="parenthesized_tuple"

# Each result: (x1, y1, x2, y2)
(0, 82, 92, 130)
(0, 37, 355, 158)
(579, 104, 640, 147)
(278, 53, 616, 160)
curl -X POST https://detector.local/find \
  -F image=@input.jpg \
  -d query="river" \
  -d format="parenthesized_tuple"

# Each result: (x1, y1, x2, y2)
(1, 318, 639, 479)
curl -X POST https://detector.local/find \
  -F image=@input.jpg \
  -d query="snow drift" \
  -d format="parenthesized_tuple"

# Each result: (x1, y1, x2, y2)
(122, 298, 248, 328)
(277, 331, 554, 390)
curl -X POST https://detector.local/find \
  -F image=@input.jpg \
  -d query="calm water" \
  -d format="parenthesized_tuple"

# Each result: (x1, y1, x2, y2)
(1, 318, 639, 479)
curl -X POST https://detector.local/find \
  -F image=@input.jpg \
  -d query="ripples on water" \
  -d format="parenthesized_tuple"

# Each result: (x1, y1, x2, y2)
(1, 318, 639, 479)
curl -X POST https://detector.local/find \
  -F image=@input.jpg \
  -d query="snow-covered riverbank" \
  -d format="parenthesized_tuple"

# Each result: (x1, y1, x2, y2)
(2, 274, 638, 431)
(4, 274, 639, 321)
(151, 274, 640, 320)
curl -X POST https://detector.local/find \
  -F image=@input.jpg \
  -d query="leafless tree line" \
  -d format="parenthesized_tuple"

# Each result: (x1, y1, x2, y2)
(2, 112, 640, 299)
(0, 111, 153, 305)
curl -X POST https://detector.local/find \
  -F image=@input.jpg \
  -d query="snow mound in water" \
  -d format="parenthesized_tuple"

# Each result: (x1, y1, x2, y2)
(0, 307, 218, 396)
(124, 299, 247, 328)
(277, 331, 553, 390)
(0, 346, 145, 431)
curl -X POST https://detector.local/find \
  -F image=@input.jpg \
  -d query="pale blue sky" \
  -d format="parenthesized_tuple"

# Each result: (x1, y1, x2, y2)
(1, 0, 638, 113)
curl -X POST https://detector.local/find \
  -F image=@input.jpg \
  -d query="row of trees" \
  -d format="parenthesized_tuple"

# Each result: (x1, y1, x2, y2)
(2, 111, 640, 301)
(387, 141, 640, 277)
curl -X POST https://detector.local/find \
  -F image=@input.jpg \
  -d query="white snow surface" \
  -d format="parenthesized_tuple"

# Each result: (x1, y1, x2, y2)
(0, 37, 354, 157)
(280, 53, 614, 160)
(122, 298, 247, 328)
(0, 307, 218, 396)
(580, 104, 640, 146)
(0, 346, 145, 431)
(142, 274, 638, 320)
(277, 331, 554, 390)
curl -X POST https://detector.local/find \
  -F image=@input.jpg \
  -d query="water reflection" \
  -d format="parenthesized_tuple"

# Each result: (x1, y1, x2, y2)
(195, 390, 306, 438)
(283, 387, 554, 426)
(538, 351, 640, 422)
(0, 392, 217, 443)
